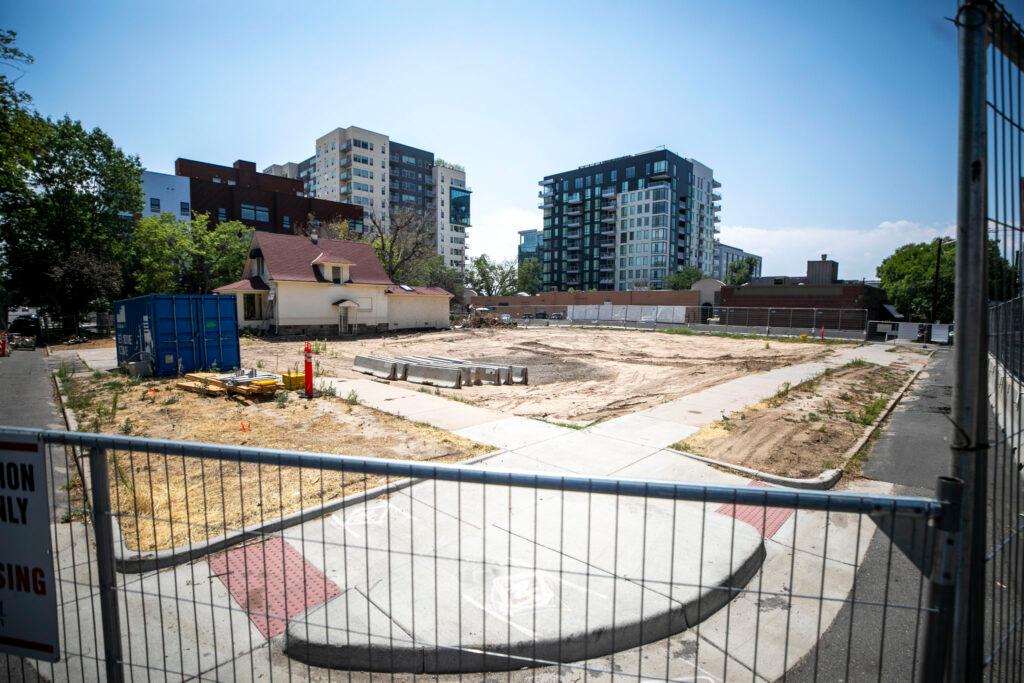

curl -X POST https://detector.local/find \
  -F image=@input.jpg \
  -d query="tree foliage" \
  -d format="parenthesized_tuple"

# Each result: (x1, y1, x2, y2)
(465, 255, 518, 296)
(516, 257, 542, 295)
(0, 31, 143, 325)
(725, 256, 760, 286)
(876, 238, 1015, 322)
(665, 265, 705, 290)
(130, 213, 252, 295)
(361, 207, 437, 283)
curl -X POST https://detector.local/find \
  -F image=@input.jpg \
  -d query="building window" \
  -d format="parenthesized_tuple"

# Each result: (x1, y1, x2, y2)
(149, 197, 160, 213)
(626, 166, 635, 179)
(243, 294, 263, 320)
(331, 266, 342, 283)
(218, 207, 227, 221)
(179, 201, 190, 217)
(282, 215, 290, 230)
(241, 204, 270, 222)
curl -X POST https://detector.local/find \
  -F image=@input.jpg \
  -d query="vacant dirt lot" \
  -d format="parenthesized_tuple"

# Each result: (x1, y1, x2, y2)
(62, 374, 490, 551)
(240, 327, 841, 422)
(673, 359, 919, 478)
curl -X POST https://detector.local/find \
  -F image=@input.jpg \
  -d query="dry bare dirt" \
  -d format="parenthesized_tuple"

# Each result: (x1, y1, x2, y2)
(674, 360, 916, 478)
(240, 327, 842, 422)
(64, 374, 490, 551)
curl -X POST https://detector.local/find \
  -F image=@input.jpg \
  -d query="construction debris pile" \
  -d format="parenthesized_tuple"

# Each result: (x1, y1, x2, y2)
(176, 369, 283, 399)
(353, 355, 528, 389)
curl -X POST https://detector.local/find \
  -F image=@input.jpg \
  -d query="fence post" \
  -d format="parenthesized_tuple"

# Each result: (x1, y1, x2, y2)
(89, 446, 125, 683)
(951, 0, 989, 678)
(921, 476, 964, 682)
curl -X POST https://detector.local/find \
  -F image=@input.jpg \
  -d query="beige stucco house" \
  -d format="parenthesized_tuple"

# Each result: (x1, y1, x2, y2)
(215, 232, 452, 336)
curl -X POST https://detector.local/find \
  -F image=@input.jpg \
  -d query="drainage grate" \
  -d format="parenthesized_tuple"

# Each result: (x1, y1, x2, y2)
(209, 536, 342, 638)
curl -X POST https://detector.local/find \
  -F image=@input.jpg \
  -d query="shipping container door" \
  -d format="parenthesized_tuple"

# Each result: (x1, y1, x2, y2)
(195, 295, 240, 371)
(114, 298, 145, 366)
(152, 296, 199, 375)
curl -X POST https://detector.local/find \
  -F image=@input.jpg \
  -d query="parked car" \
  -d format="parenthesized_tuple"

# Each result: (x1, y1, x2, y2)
(521, 313, 534, 319)
(500, 313, 512, 323)
(550, 312, 564, 320)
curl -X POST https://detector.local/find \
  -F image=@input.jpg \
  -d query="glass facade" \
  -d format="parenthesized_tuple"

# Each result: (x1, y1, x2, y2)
(450, 187, 471, 226)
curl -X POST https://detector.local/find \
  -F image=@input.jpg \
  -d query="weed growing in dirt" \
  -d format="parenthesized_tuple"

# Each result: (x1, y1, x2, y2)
(274, 391, 290, 408)
(659, 327, 851, 346)
(316, 381, 338, 398)
(767, 382, 792, 407)
(843, 359, 872, 369)
(92, 370, 104, 380)
(546, 419, 586, 430)
(56, 360, 74, 383)
(256, 359, 265, 370)
(846, 396, 888, 426)
(119, 417, 135, 435)
(345, 389, 359, 405)
(161, 395, 178, 405)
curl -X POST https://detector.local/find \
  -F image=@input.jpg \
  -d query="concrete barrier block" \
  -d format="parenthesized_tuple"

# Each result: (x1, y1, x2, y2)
(405, 363, 463, 389)
(353, 355, 397, 380)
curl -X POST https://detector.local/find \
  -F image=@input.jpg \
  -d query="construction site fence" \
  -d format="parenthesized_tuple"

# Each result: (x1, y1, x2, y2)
(955, 1, 1024, 679)
(475, 304, 869, 339)
(866, 321, 955, 345)
(1, 426, 966, 681)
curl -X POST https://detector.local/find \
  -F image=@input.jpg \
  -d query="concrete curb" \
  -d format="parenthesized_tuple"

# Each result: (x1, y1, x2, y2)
(285, 537, 768, 674)
(669, 449, 843, 490)
(836, 350, 933, 473)
(111, 443, 509, 573)
(666, 350, 933, 490)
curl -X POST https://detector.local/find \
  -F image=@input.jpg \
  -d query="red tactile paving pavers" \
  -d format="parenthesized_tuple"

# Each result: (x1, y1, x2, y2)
(715, 481, 795, 539)
(209, 537, 342, 638)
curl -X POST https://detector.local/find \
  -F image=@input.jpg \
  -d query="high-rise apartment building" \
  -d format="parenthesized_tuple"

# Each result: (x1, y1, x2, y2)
(537, 148, 721, 291)
(517, 229, 544, 265)
(713, 243, 762, 281)
(267, 126, 470, 270)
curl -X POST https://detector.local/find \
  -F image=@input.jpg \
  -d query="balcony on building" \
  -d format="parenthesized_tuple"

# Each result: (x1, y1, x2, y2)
(601, 187, 617, 198)
(713, 179, 722, 189)
(567, 206, 583, 217)
(339, 184, 351, 194)
(339, 171, 350, 181)
(538, 189, 554, 198)
(539, 178, 555, 186)
(714, 215, 721, 223)
(565, 227, 582, 239)
(601, 200, 617, 211)
(566, 240, 581, 250)
(339, 157, 350, 166)
(712, 203, 721, 212)
(566, 193, 582, 204)
(565, 218, 582, 228)
(712, 192, 722, 202)
(538, 198, 554, 209)
(339, 141, 351, 152)
(601, 214, 616, 224)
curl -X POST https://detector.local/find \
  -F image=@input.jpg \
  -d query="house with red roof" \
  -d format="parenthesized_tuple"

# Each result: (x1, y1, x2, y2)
(214, 232, 452, 335)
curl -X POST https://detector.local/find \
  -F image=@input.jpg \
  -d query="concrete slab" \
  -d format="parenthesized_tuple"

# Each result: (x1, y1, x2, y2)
(75, 347, 117, 372)
(453, 416, 569, 450)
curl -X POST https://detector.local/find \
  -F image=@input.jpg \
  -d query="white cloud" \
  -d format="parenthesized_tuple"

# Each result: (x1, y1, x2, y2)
(466, 205, 539, 263)
(718, 220, 956, 280)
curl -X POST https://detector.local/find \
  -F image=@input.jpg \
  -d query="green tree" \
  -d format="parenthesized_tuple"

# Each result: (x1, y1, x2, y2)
(465, 255, 517, 296)
(516, 257, 542, 294)
(665, 265, 704, 290)
(405, 254, 465, 306)
(361, 207, 437, 283)
(725, 256, 760, 286)
(129, 212, 252, 294)
(876, 238, 1014, 321)
(131, 213, 190, 294)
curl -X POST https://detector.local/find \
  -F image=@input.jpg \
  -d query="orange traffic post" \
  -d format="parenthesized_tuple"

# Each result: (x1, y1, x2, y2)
(304, 340, 314, 398)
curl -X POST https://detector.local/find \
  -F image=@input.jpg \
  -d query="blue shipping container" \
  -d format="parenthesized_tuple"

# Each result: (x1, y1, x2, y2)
(113, 295, 241, 376)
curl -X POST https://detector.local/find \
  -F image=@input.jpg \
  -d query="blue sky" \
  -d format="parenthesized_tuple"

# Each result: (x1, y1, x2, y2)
(4, 0, 1008, 278)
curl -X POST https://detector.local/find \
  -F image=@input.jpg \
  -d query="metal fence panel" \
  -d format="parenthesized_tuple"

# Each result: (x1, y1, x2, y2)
(957, 0, 1024, 679)
(1, 427, 958, 682)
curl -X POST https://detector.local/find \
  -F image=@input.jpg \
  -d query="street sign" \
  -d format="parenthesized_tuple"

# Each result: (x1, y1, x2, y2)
(0, 436, 59, 661)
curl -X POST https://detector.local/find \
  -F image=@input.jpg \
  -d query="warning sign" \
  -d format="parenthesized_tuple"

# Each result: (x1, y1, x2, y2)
(0, 436, 59, 661)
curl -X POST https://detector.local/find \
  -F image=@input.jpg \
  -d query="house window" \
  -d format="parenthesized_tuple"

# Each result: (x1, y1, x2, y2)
(179, 201, 190, 217)
(243, 294, 263, 320)
(331, 266, 341, 283)
(218, 207, 227, 221)
(150, 197, 160, 213)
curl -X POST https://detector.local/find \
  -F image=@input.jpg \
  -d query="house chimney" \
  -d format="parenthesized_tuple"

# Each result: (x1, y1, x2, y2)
(821, 254, 827, 261)
(310, 230, 319, 244)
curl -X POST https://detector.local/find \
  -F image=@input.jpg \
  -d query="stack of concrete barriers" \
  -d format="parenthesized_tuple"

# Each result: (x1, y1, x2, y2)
(352, 355, 528, 389)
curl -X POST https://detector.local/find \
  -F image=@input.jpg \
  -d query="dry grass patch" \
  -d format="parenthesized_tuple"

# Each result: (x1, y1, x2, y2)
(62, 374, 490, 551)
(672, 361, 913, 478)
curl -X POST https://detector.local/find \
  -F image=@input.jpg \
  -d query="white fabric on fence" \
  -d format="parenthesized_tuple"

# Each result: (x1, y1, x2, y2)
(897, 322, 920, 340)
(612, 305, 627, 321)
(930, 324, 951, 344)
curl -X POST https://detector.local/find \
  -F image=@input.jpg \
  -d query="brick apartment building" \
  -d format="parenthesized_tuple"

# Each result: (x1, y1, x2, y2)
(172, 159, 364, 234)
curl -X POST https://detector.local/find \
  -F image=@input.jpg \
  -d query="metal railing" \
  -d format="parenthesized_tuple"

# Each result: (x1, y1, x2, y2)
(956, 0, 1024, 679)
(2, 426, 962, 681)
